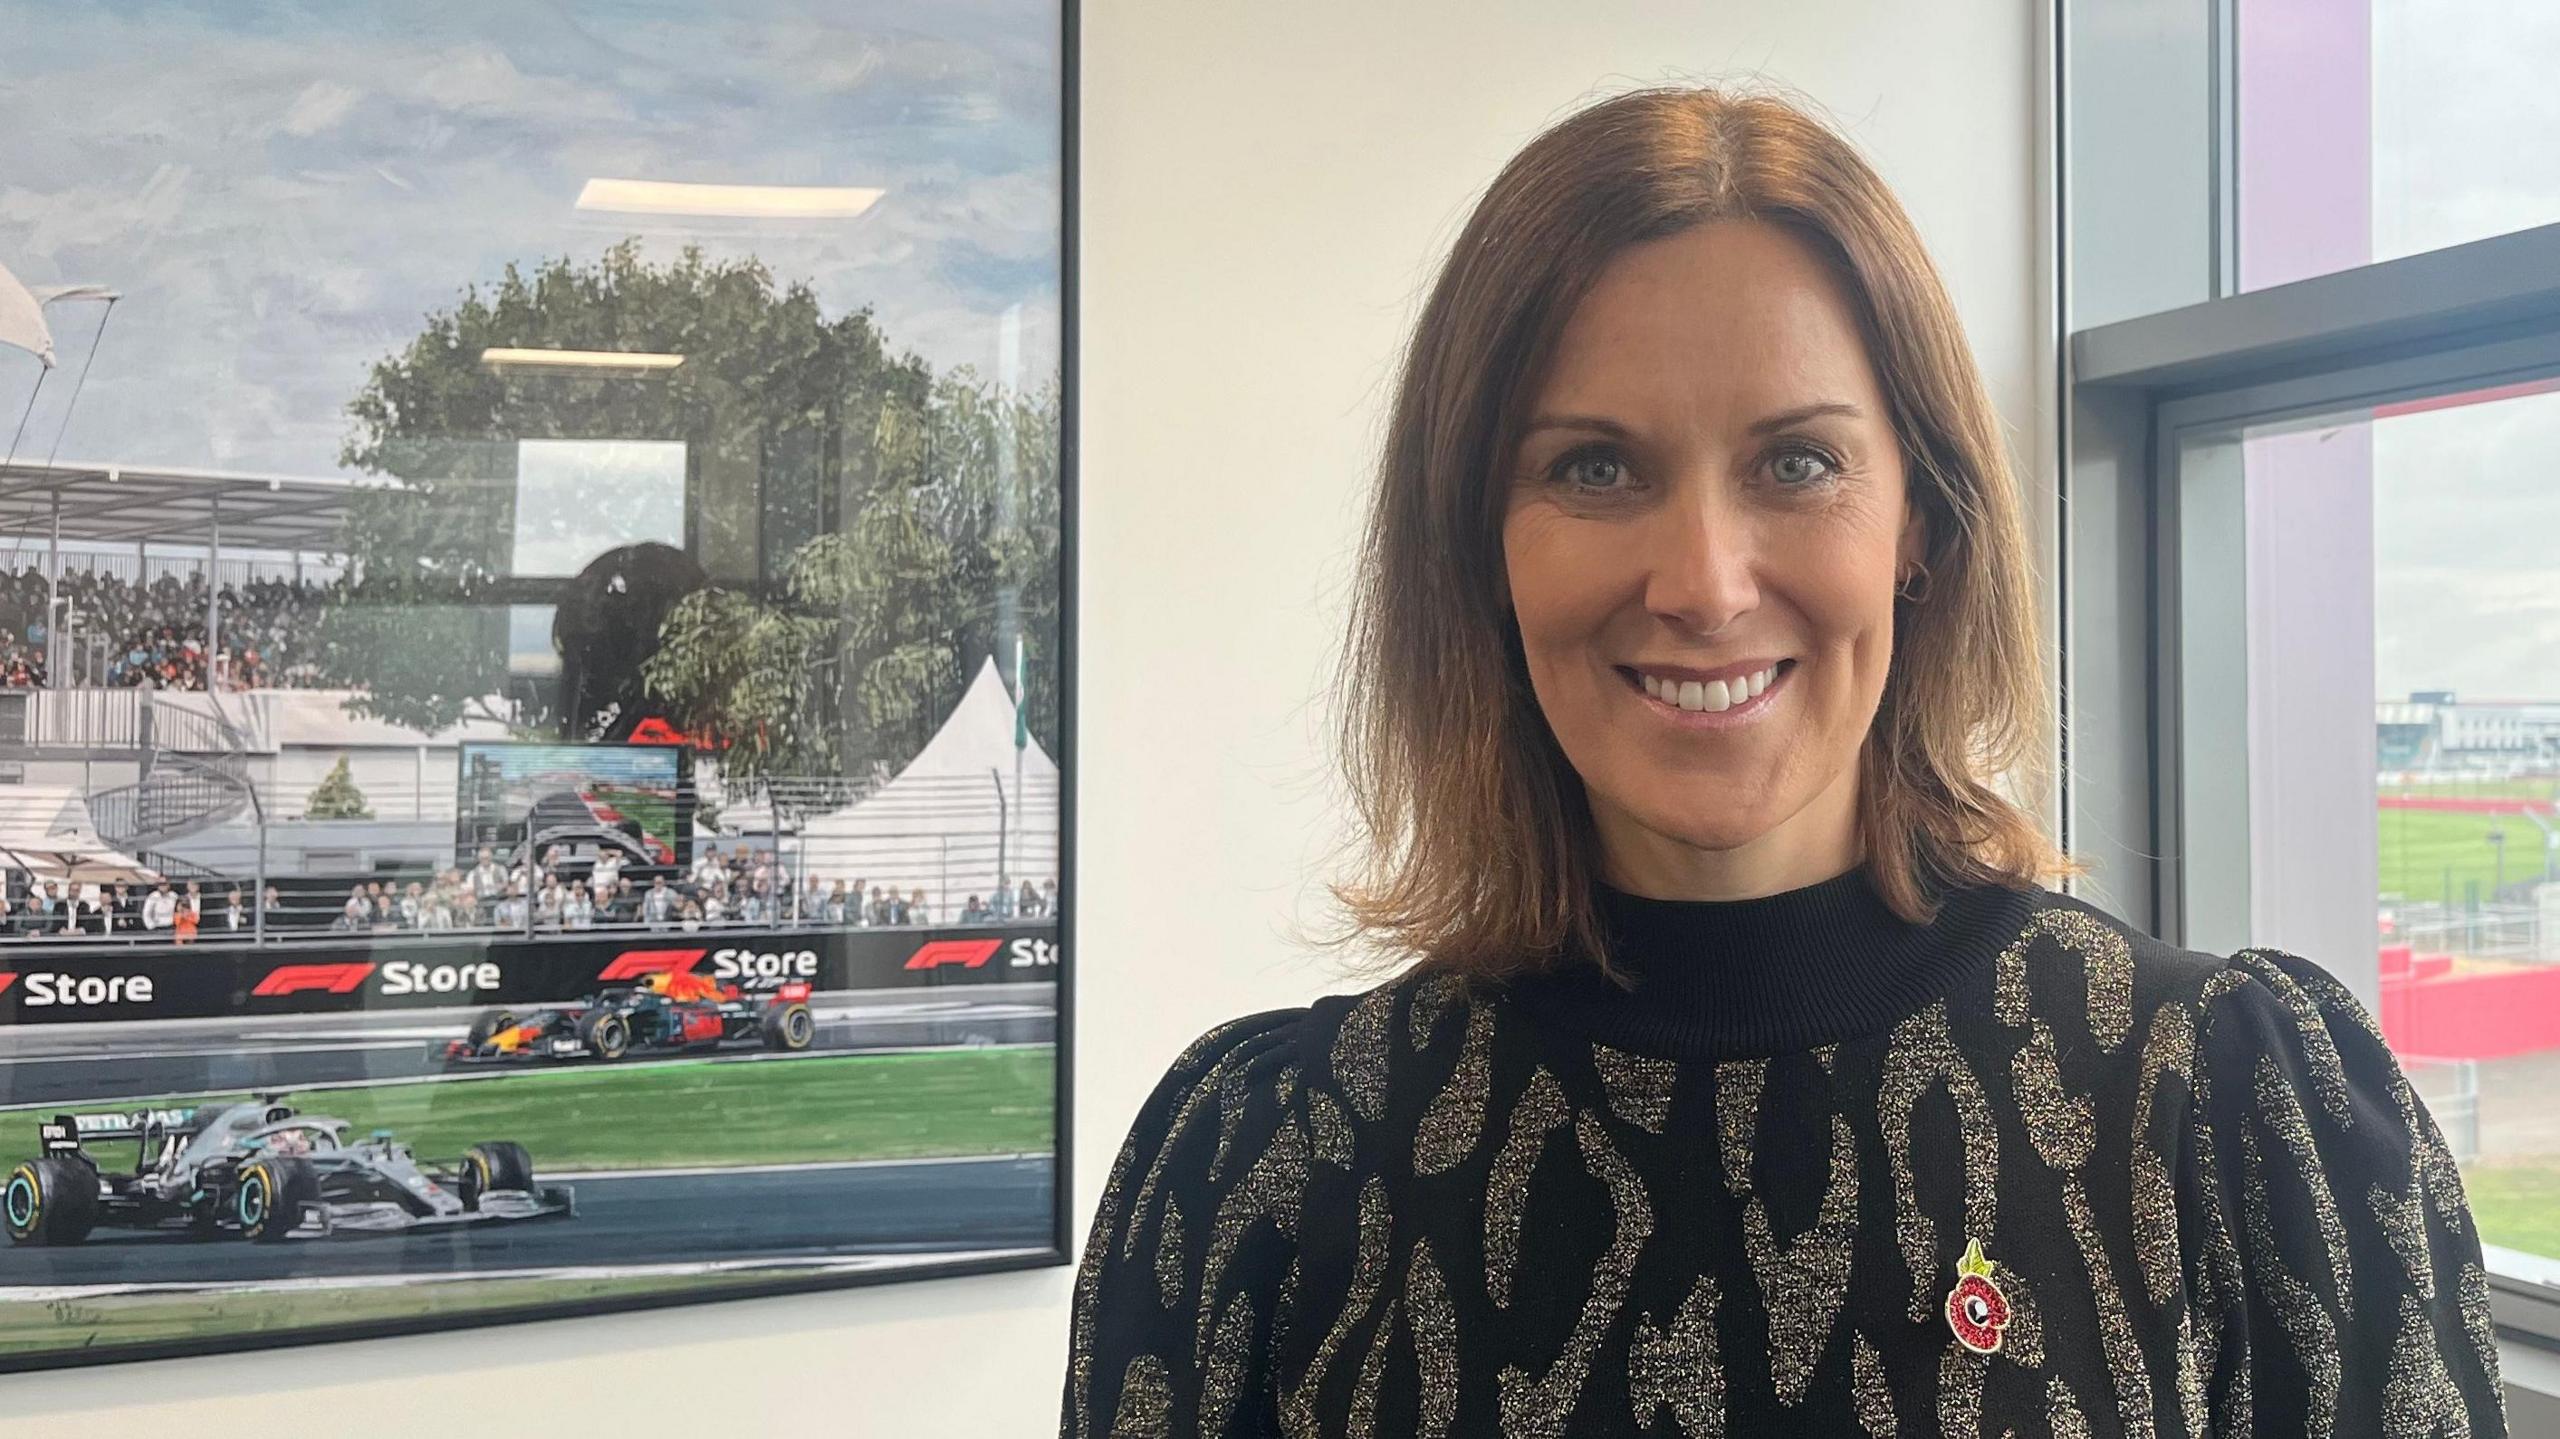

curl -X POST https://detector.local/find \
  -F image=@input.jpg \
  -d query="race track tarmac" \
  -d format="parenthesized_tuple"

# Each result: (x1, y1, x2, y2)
(0, 983, 1057, 1108)
(0, 1153, 1054, 1287)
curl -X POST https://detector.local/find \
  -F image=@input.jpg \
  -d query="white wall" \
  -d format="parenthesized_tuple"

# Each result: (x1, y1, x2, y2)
(7, 3, 2045, 1430)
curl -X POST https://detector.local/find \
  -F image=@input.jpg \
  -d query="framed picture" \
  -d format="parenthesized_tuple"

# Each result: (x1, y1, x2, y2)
(0, 0, 1073, 1369)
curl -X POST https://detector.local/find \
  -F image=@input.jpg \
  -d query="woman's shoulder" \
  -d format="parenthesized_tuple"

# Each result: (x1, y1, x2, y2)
(1135, 967, 1452, 1116)
(2002, 886, 2372, 1034)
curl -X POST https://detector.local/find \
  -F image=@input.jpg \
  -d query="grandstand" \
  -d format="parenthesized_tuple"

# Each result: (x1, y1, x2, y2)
(0, 459, 1060, 944)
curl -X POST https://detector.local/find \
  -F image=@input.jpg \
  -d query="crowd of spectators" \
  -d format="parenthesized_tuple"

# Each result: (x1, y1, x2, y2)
(0, 566, 342, 691)
(0, 851, 1060, 943)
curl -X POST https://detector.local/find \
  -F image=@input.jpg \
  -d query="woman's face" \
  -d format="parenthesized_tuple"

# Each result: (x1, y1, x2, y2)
(1501, 219, 1921, 893)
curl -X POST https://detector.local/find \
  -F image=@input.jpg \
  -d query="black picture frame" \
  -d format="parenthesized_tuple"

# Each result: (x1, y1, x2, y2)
(0, 0, 1080, 1371)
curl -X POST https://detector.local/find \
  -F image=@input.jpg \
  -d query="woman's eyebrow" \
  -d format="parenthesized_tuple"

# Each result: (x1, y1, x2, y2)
(1521, 401, 1865, 442)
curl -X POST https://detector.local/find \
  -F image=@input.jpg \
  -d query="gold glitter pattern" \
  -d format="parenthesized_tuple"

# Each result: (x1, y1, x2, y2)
(1741, 1115, 1859, 1404)
(1201, 1289, 1254, 1435)
(1629, 1275, 1724, 1438)
(2131, 1004, 2197, 1307)
(1409, 971, 1461, 1051)
(1154, 1194, 1187, 1308)
(1593, 1043, 1679, 1134)
(1850, 1333, 1896, 1437)
(1994, 908, 2133, 1049)
(2011, 1019, 2095, 1168)
(1714, 1057, 1764, 1196)
(2238, 1124, 2342, 1433)
(1936, 1346, 1986, 1439)
(1484, 1066, 1568, 1308)
(1495, 1110, 1653, 1439)
(2062, 1176, 2156, 1436)
(1413, 999, 1493, 1174)
(1403, 1241, 1459, 1438)
(1309, 1089, 1355, 1170)
(1285, 1175, 1391, 1436)
(2233, 948, 2357, 1125)
(1879, 1002, 1999, 1321)
(2048, 1377, 2093, 1439)
(2254, 1052, 2354, 1303)
(2383, 1293, 2473, 1439)
(2370, 1180, 2435, 1299)
(1109, 1355, 1171, 1439)
(1332, 986, 1396, 1122)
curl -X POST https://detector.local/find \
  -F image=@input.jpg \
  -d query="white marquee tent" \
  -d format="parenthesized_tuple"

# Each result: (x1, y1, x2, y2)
(793, 657, 1059, 919)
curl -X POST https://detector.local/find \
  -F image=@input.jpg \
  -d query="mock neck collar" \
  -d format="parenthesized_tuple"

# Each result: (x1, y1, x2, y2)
(1506, 864, 2041, 1061)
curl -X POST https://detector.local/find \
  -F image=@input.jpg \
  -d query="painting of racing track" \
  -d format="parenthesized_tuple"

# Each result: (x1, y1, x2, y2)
(0, 925, 1062, 1364)
(0, 0, 1072, 1368)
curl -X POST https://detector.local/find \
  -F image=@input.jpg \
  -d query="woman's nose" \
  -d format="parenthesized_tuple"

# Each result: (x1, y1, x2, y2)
(1642, 495, 1760, 635)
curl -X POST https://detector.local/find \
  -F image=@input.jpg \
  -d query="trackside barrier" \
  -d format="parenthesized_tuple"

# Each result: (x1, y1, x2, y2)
(0, 924, 1063, 1024)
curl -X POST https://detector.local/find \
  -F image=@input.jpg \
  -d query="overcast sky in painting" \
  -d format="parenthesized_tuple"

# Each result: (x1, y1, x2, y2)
(0, 0, 1060, 478)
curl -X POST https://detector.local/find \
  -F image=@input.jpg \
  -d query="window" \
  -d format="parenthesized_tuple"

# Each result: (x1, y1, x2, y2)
(2066, 0, 2560, 1348)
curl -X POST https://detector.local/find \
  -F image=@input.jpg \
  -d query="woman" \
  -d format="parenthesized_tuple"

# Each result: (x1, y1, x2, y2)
(1062, 88, 2505, 1436)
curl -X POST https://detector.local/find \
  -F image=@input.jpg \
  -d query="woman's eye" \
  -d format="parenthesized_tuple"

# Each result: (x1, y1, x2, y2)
(1770, 446, 1839, 487)
(1552, 448, 1629, 491)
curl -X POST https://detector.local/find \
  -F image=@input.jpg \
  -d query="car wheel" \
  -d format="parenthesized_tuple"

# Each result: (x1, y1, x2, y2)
(578, 1009, 629, 1061)
(465, 1008, 519, 1049)
(460, 1141, 535, 1211)
(763, 1002, 816, 1051)
(3, 1158, 97, 1245)
(236, 1157, 318, 1243)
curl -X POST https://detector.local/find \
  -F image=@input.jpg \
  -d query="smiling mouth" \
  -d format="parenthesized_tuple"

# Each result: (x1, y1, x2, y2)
(1616, 659, 1796, 715)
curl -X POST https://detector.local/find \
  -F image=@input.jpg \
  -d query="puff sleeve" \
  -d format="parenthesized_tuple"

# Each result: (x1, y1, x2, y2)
(2185, 947, 2506, 1437)
(1061, 1009, 1311, 1439)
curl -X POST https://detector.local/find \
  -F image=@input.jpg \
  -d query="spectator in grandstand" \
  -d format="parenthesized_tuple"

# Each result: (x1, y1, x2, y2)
(701, 884, 728, 926)
(493, 882, 528, 932)
(260, 885, 282, 932)
(399, 882, 425, 930)
(824, 880, 848, 925)
(335, 885, 369, 932)
(678, 896, 703, 930)
(78, 885, 107, 936)
(1017, 880, 1040, 919)
(173, 883, 200, 944)
(589, 848, 622, 904)
(641, 874, 676, 929)
(1042, 877, 1057, 916)
(222, 886, 245, 934)
(533, 878, 564, 931)
(961, 894, 990, 924)
(469, 847, 506, 919)
(989, 881, 1014, 921)
(691, 846, 728, 892)
(106, 880, 134, 933)
(563, 883, 594, 931)
(866, 885, 891, 926)
(908, 887, 929, 926)
(25, 882, 55, 933)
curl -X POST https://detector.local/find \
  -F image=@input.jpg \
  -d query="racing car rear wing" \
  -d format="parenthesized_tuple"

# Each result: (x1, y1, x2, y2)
(46, 1106, 206, 1145)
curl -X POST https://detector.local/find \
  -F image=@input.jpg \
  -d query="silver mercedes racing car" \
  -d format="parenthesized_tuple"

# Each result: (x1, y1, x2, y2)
(3, 1097, 574, 1244)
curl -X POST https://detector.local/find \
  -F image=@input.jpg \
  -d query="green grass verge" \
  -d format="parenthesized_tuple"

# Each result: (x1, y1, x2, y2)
(0, 1267, 839, 1358)
(2376, 806, 2552, 905)
(2464, 1163, 2560, 1261)
(3, 1047, 1055, 1173)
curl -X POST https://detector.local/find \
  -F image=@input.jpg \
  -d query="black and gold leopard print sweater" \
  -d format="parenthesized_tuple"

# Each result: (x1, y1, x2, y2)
(1061, 868, 2506, 1436)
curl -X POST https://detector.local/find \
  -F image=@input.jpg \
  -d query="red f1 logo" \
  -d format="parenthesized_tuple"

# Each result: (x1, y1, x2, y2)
(905, 939, 1003, 971)
(0, 972, 16, 995)
(599, 949, 705, 981)
(252, 963, 375, 996)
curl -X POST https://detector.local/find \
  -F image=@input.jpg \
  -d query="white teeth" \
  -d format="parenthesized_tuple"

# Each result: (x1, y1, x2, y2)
(1638, 663, 1782, 713)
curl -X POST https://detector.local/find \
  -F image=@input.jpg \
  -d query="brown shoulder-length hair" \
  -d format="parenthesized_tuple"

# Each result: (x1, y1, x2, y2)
(1321, 84, 2083, 983)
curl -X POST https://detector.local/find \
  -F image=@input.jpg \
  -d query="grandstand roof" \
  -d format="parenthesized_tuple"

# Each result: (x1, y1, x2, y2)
(0, 458, 371, 553)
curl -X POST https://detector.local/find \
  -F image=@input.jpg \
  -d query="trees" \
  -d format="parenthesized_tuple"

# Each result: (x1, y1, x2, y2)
(642, 371, 1062, 784)
(325, 240, 1062, 785)
(325, 240, 931, 739)
(303, 756, 373, 821)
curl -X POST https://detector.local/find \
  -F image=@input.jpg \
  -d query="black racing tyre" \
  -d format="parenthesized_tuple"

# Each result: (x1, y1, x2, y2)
(465, 1009, 520, 1049)
(459, 1141, 535, 1211)
(762, 1001, 816, 1051)
(578, 1008, 630, 1061)
(3, 1157, 97, 1245)
(235, 1157, 318, 1243)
